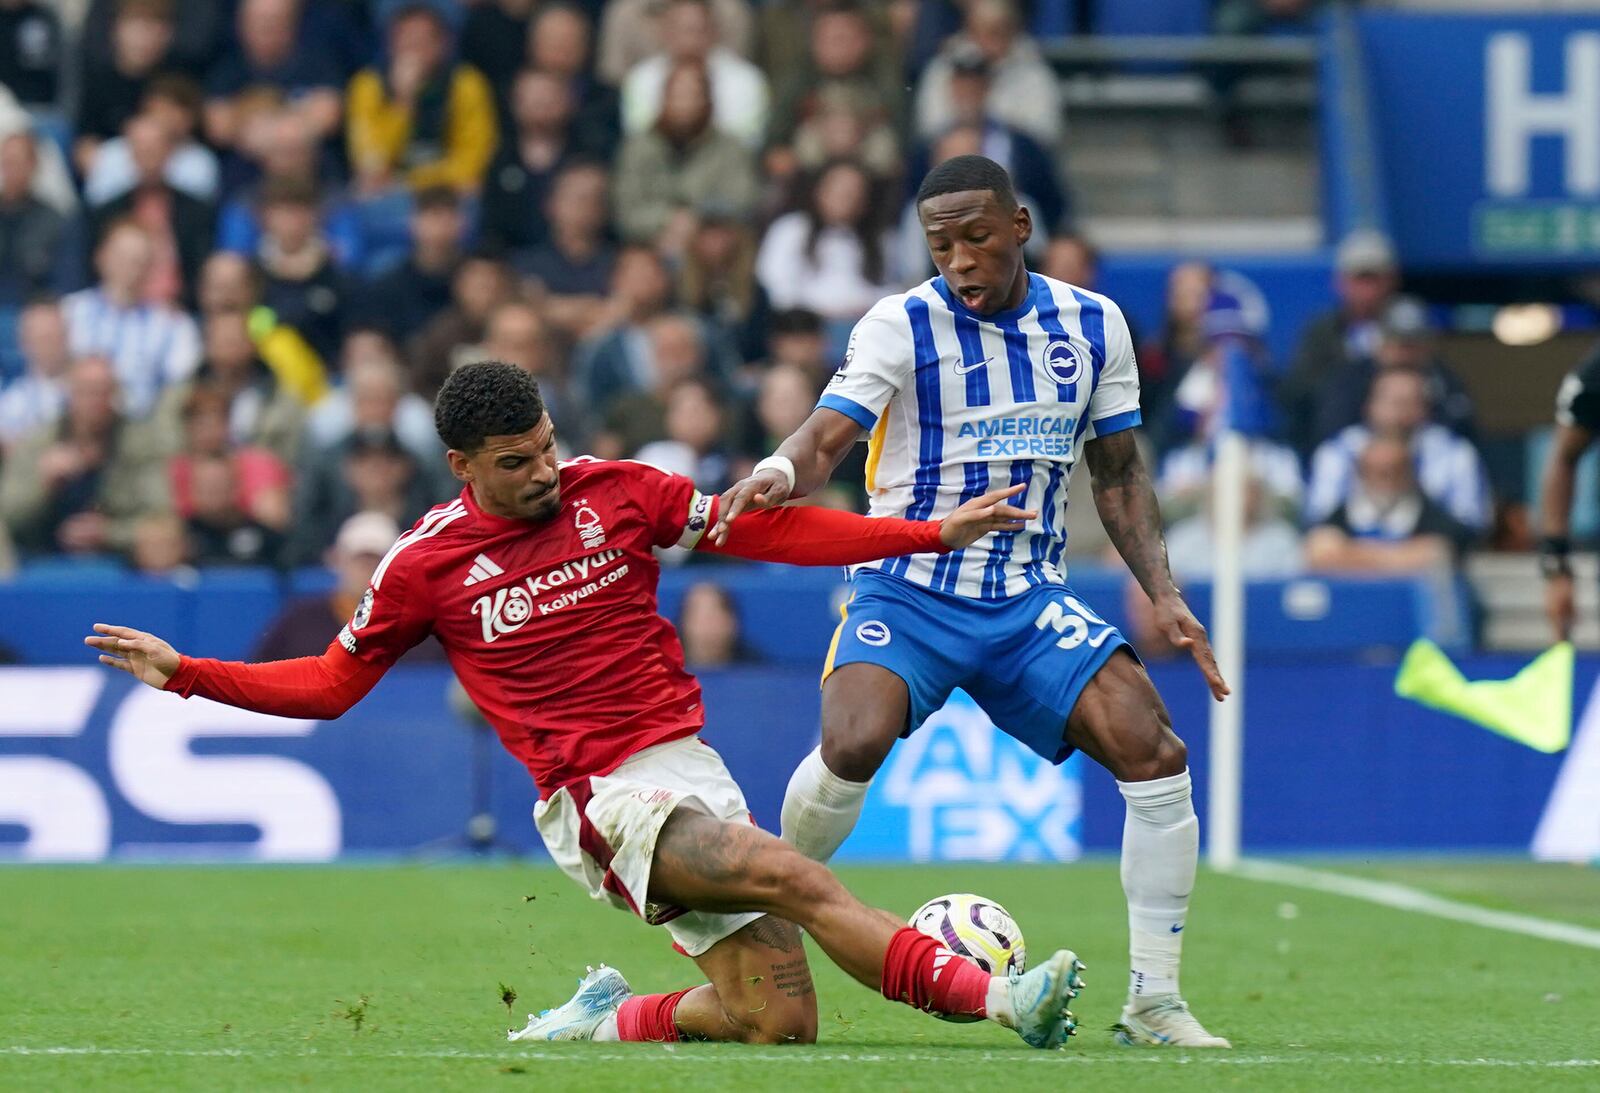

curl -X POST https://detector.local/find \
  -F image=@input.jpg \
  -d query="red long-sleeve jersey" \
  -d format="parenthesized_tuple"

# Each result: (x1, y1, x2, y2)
(165, 457, 947, 795)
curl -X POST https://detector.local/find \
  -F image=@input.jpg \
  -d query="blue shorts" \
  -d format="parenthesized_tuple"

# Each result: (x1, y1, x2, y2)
(822, 570, 1133, 765)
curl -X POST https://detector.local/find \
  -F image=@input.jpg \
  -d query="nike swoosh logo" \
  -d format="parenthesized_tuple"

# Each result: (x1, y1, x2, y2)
(1170, 924, 1184, 933)
(953, 356, 993, 375)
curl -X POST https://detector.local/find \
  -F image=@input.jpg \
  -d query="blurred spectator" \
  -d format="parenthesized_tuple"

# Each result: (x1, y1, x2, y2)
(1280, 229, 1400, 459)
(1308, 296, 1478, 450)
(514, 160, 617, 337)
(480, 68, 594, 253)
(215, 110, 364, 269)
(636, 376, 735, 490)
(74, 0, 179, 177)
(756, 159, 895, 320)
(155, 309, 303, 466)
(1138, 261, 1212, 447)
(88, 112, 217, 307)
(253, 176, 351, 365)
(79, 0, 220, 77)
(678, 204, 768, 365)
(168, 383, 291, 565)
(406, 253, 515, 398)
(0, 0, 61, 108)
(195, 251, 328, 406)
(1157, 436, 1303, 527)
(129, 511, 190, 573)
(62, 219, 201, 417)
(203, 0, 342, 189)
(1163, 473, 1304, 582)
(252, 509, 433, 659)
(613, 60, 760, 248)
(184, 451, 286, 565)
(788, 82, 899, 182)
(913, 46, 1067, 229)
(85, 75, 219, 207)
(1042, 233, 1098, 289)
(914, 0, 1062, 147)
(677, 580, 756, 668)
(289, 424, 441, 565)
(574, 245, 677, 408)
(0, 132, 76, 305)
(1305, 434, 1474, 572)
(0, 355, 169, 556)
(0, 300, 69, 448)
(459, 0, 538, 90)
(475, 300, 578, 441)
(306, 337, 440, 467)
(346, 3, 498, 196)
(768, 2, 900, 181)
(621, 0, 769, 150)
(355, 185, 464, 342)
(0, 87, 76, 215)
(750, 361, 817, 455)
(596, 312, 714, 457)
(527, 2, 620, 164)
(600, 0, 752, 87)
(1307, 368, 1490, 535)
(1154, 275, 1276, 454)
(761, 307, 830, 386)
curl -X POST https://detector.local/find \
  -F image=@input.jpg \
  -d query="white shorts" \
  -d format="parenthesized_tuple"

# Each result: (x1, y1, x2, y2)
(533, 735, 765, 958)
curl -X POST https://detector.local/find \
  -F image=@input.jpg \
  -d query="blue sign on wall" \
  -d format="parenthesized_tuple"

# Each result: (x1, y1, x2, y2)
(1345, 13, 1600, 268)
(838, 692, 1084, 863)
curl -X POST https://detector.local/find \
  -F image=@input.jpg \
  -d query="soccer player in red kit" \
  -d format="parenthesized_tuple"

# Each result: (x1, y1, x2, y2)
(86, 361, 1086, 1049)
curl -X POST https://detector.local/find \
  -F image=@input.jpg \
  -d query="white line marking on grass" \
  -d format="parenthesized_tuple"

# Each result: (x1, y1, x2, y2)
(1229, 859, 1600, 950)
(1, 1047, 1597, 1067)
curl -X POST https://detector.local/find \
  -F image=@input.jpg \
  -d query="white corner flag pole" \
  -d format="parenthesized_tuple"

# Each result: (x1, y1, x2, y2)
(1208, 429, 1248, 871)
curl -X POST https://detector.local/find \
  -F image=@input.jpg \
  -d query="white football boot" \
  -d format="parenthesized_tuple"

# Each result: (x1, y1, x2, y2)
(1114, 995, 1232, 1048)
(508, 964, 632, 1042)
(1006, 950, 1087, 1049)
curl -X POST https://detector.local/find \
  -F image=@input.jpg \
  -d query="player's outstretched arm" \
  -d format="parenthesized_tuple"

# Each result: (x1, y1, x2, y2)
(85, 623, 387, 719)
(713, 408, 861, 544)
(1084, 431, 1230, 701)
(699, 485, 1033, 565)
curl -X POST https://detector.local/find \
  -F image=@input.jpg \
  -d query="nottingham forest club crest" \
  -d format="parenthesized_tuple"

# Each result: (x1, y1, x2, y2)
(1043, 337, 1082, 386)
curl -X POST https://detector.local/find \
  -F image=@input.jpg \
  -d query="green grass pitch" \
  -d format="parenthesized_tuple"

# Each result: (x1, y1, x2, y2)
(2, 860, 1597, 1091)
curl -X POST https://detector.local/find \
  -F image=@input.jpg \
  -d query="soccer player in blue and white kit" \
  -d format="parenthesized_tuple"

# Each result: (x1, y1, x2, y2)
(716, 156, 1233, 1048)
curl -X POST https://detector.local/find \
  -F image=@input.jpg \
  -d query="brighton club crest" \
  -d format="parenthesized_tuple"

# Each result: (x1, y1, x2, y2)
(1043, 337, 1082, 386)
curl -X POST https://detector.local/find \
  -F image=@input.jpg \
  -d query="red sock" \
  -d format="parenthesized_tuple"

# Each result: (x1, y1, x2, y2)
(616, 988, 693, 1043)
(880, 927, 990, 1019)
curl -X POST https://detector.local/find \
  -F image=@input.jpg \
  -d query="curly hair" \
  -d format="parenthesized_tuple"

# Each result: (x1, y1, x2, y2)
(434, 361, 546, 453)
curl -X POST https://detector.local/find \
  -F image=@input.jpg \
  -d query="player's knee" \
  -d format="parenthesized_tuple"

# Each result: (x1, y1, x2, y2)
(1118, 725, 1186, 783)
(819, 709, 899, 782)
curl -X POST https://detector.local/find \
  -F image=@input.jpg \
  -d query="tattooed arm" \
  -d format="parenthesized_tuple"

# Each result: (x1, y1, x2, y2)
(1085, 430, 1230, 700)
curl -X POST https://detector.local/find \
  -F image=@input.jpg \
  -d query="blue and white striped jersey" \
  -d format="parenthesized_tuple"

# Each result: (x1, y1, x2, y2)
(817, 273, 1142, 600)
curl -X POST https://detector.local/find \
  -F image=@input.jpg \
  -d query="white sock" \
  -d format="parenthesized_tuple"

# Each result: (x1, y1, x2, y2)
(984, 976, 1015, 1028)
(592, 1012, 619, 1041)
(1117, 767, 1198, 1002)
(779, 745, 870, 862)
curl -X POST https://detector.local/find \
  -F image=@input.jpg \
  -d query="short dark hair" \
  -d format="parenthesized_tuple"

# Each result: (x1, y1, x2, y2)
(915, 154, 1017, 211)
(258, 174, 319, 210)
(768, 308, 824, 338)
(414, 185, 461, 213)
(435, 360, 547, 453)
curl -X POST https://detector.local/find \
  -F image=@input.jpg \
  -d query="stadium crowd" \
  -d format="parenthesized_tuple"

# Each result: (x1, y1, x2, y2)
(0, 0, 1479, 599)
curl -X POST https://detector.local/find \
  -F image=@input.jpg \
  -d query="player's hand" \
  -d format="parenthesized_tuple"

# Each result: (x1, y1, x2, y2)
(713, 469, 792, 545)
(1546, 571, 1576, 643)
(939, 484, 1036, 548)
(1151, 593, 1230, 701)
(84, 623, 180, 690)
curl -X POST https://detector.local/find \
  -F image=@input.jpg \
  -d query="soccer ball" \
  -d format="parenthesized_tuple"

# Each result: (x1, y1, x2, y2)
(909, 893, 1026, 1021)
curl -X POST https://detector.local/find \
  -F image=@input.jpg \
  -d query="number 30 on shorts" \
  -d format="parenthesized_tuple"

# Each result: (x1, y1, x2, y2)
(1033, 595, 1114, 650)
